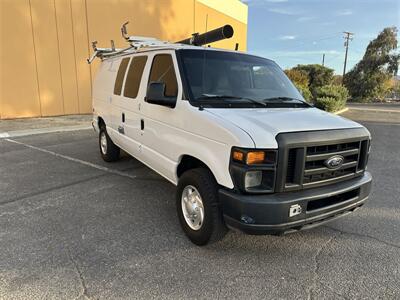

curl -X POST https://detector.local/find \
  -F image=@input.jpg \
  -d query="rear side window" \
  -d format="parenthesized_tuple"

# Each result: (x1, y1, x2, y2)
(148, 54, 178, 97)
(114, 57, 130, 95)
(124, 56, 148, 99)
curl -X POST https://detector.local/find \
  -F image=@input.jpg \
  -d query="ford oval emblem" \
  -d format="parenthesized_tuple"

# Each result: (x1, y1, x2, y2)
(324, 155, 344, 169)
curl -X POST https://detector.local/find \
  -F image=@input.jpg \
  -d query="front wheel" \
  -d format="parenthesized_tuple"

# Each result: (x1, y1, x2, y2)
(99, 125, 120, 162)
(176, 168, 228, 245)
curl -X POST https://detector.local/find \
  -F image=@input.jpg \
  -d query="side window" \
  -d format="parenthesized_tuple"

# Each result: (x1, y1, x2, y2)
(148, 54, 178, 97)
(124, 56, 148, 99)
(114, 57, 130, 95)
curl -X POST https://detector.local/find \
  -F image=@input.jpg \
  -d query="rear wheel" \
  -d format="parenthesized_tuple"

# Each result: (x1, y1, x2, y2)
(99, 125, 120, 162)
(176, 168, 227, 245)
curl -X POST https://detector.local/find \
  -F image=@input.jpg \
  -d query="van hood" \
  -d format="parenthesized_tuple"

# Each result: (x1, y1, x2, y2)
(205, 107, 362, 148)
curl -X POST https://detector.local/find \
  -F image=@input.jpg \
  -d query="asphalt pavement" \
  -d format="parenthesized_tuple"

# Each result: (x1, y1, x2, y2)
(342, 103, 400, 124)
(1, 119, 399, 299)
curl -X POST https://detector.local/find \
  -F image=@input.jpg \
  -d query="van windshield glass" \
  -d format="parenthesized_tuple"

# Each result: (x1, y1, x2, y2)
(179, 49, 305, 107)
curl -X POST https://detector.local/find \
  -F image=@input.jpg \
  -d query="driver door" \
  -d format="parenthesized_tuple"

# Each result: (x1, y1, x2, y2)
(139, 51, 181, 182)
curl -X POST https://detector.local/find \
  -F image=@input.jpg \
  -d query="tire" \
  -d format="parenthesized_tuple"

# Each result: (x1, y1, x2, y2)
(99, 125, 120, 162)
(176, 168, 228, 245)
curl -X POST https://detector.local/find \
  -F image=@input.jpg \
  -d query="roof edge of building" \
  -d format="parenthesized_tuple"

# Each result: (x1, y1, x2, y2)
(197, 0, 248, 24)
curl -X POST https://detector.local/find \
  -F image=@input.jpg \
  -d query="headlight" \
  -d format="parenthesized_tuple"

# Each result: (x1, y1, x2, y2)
(245, 171, 262, 188)
(230, 148, 277, 193)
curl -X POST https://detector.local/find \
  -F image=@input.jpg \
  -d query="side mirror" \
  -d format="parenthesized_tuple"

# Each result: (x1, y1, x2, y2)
(146, 82, 176, 108)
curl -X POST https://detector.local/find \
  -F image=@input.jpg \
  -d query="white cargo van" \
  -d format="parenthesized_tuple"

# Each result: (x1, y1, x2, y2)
(91, 27, 371, 245)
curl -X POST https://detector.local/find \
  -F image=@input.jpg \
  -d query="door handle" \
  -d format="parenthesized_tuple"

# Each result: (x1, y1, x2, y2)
(118, 126, 125, 134)
(140, 119, 144, 130)
(122, 113, 125, 123)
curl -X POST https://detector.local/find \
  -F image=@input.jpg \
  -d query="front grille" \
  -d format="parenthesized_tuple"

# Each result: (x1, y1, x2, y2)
(275, 129, 370, 192)
(303, 141, 361, 187)
(286, 149, 297, 183)
(284, 140, 369, 190)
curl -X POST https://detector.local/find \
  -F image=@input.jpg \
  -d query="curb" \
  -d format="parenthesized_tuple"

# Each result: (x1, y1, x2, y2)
(347, 107, 400, 113)
(0, 125, 92, 139)
(334, 107, 349, 115)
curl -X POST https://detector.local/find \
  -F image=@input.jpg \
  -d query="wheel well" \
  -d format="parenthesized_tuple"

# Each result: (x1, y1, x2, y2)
(98, 117, 105, 129)
(177, 155, 210, 178)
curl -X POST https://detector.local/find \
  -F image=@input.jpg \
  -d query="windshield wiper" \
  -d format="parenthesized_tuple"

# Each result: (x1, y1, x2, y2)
(197, 94, 267, 107)
(261, 96, 309, 104)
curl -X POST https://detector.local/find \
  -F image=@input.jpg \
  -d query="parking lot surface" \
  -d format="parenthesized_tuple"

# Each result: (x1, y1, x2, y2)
(1, 121, 399, 299)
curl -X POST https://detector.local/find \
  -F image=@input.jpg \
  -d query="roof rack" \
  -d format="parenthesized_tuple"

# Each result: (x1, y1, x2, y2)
(87, 22, 234, 64)
(87, 22, 170, 63)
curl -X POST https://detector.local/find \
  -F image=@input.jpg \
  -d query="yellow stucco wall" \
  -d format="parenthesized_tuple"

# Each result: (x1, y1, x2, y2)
(0, 0, 247, 119)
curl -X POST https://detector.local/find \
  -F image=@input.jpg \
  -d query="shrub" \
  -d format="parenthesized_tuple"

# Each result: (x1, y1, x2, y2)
(332, 75, 343, 85)
(292, 64, 334, 92)
(294, 83, 312, 102)
(314, 84, 349, 112)
(284, 69, 309, 87)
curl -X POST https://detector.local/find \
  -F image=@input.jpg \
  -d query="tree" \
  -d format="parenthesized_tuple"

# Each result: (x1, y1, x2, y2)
(292, 64, 334, 92)
(385, 76, 400, 99)
(344, 27, 399, 102)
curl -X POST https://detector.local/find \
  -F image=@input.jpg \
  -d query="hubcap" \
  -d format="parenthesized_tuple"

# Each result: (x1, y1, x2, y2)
(100, 132, 107, 154)
(181, 185, 204, 231)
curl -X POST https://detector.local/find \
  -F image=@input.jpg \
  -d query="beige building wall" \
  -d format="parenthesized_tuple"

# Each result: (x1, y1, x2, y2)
(0, 0, 247, 119)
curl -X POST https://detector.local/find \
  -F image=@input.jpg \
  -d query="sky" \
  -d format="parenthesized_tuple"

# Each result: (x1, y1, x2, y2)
(243, 0, 400, 74)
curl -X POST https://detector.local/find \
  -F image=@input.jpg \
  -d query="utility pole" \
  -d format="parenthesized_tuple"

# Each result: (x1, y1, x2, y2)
(322, 53, 325, 66)
(342, 31, 354, 80)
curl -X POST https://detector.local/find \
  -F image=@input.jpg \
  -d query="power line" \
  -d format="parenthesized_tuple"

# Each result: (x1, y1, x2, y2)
(288, 32, 341, 44)
(324, 51, 344, 64)
(281, 33, 341, 52)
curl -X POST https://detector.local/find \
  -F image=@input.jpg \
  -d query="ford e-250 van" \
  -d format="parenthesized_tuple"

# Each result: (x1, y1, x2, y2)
(91, 29, 371, 245)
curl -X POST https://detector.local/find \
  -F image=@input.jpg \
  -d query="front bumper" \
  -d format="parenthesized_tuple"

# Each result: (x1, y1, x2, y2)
(219, 172, 372, 235)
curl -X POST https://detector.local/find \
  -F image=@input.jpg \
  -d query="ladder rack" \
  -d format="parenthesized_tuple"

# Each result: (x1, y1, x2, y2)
(87, 22, 234, 64)
(87, 22, 173, 64)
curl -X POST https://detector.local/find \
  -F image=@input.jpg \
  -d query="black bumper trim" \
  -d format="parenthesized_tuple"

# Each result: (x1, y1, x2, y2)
(219, 172, 372, 235)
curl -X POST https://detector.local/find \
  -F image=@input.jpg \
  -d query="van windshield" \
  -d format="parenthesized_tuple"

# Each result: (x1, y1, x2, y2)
(178, 49, 307, 108)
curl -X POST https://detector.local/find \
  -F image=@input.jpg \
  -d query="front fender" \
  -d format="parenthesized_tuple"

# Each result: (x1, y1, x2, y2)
(177, 147, 234, 189)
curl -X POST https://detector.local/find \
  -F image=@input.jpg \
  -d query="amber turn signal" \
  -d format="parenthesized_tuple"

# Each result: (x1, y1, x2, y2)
(246, 151, 265, 164)
(232, 150, 244, 162)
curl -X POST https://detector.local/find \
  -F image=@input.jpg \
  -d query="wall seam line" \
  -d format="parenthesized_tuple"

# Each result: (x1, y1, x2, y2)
(84, 0, 93, 104)
(69, 0, 81, 113)
(28, 0, 42, 117)
(193, 0, 196, 33)
(53, 0, 66, 115)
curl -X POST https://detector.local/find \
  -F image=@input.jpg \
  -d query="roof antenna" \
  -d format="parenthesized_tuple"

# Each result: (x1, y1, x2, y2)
(121, 21, 130, 41)
(204, 14, 208, 46)
(235, 43, 239, 51)
(200, 14, 208, 111)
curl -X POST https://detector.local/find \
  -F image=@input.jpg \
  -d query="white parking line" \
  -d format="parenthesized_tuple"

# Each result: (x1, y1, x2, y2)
(5, 138, 137, 180)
